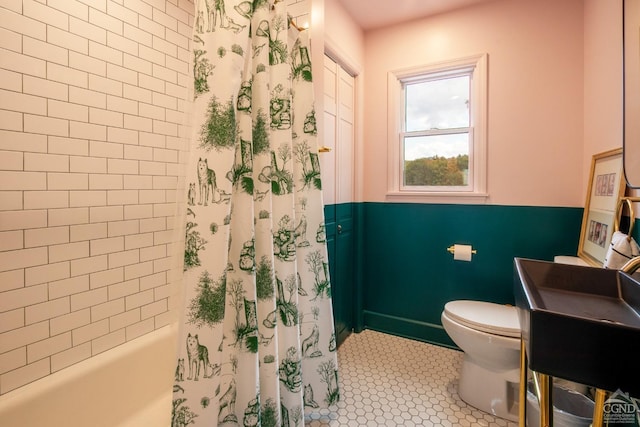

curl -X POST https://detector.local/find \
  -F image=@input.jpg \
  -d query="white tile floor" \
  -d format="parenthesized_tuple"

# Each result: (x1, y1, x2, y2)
(306, 329, 518, 427)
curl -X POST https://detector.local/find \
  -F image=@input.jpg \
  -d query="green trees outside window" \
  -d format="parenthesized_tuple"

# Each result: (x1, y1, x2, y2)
(404, 154, 469, 186)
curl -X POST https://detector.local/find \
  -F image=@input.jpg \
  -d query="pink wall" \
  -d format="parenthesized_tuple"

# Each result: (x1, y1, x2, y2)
(324, 0, 364, 71)
(584, 0, 622, 169)
(362, 0, 585, 206)
(584, 0, 640, 211)
(324, 0, 636, 209)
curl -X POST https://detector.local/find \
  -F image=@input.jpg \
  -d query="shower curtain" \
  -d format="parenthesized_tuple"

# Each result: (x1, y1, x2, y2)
(172, 1, 339, 426)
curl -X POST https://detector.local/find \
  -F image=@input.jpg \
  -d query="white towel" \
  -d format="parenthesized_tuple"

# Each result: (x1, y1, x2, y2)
(603, 231, 640, 269)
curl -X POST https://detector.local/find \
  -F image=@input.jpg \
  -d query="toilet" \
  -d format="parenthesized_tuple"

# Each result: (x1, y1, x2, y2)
(441, 300, 521, 422)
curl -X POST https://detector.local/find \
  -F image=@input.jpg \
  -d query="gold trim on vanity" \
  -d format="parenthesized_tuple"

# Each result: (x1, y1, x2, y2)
(592, 389, 609, 427)
(519, 338, 527, 427)
(519, 338, 610, 427)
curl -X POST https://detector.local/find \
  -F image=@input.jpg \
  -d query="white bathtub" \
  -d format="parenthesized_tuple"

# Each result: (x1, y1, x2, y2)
(0, 325, 177, 427)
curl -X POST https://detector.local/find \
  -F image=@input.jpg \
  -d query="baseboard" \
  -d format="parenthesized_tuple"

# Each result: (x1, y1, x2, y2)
(363, 310, 459, 350)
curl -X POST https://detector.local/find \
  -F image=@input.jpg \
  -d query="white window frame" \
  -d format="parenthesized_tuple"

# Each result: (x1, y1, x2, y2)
(387, 54, 488, 203)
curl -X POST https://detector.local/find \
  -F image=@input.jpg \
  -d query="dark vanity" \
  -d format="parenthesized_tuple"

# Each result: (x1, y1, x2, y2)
(514, 258, 640, 427)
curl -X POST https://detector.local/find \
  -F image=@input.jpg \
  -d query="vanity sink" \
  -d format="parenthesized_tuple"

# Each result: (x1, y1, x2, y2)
(514, 258, 640, 397)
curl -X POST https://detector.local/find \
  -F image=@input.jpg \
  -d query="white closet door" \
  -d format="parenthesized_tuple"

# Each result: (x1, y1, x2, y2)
(337, 65, 354, 204)
(322, 55, 337, 205)
(322, 54, 354, 205)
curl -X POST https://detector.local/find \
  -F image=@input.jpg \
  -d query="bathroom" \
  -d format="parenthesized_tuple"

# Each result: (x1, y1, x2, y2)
(0, 0, 639, 425)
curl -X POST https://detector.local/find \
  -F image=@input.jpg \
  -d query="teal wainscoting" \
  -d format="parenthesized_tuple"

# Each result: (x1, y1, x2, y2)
(360, 203, 583, 348)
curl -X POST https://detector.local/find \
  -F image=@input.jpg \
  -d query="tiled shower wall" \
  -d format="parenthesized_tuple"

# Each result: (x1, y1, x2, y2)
(288, 0, 310, 29)
(0, 0, 194, 395)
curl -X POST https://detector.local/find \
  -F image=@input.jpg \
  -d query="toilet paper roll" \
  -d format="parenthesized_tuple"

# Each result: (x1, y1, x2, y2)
(453, 244, 473, 261)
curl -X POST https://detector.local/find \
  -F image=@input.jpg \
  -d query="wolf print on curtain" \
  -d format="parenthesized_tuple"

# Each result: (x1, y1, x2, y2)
(172, 1, 339, 426)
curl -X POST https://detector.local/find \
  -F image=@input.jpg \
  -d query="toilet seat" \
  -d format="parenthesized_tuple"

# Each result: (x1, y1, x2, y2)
(444, 300, 520, 338)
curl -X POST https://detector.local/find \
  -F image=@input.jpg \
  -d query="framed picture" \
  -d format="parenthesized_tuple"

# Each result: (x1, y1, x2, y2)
(578, 148, 626, 266)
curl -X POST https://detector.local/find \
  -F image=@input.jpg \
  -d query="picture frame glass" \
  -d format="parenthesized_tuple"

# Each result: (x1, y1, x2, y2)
(578, 148, 626, 266)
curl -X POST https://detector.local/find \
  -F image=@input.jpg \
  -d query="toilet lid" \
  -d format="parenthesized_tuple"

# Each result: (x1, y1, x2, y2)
(444, 300, 520, 338)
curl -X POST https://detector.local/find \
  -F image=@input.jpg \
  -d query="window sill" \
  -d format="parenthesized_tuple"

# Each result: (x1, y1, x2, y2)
(385, 191, 489, 204)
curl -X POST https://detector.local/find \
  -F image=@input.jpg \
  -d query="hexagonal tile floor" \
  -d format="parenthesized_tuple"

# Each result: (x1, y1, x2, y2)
(305, 329, 517, 427)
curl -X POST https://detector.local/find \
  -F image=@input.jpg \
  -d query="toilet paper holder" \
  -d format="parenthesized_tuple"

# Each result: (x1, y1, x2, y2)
(447, 245, 477, 255)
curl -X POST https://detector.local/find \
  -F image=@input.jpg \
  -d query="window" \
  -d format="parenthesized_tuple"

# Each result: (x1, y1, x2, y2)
(387, 54, 487, 202)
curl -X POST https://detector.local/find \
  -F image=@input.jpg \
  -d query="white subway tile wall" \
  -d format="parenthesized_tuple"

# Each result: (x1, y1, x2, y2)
(0, 0, 194, 395)
(288, 0, 310, 29)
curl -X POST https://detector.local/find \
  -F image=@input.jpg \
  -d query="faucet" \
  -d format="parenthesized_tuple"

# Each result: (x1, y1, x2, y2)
(621, 256, 640, 275)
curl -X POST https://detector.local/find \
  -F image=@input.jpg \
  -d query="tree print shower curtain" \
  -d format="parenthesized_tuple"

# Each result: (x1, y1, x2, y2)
(173, 1, 339, 426)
